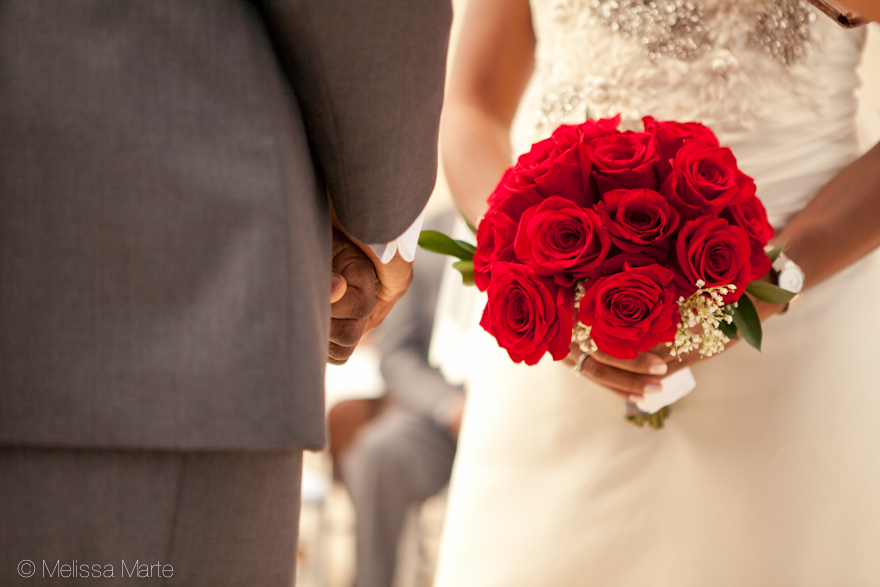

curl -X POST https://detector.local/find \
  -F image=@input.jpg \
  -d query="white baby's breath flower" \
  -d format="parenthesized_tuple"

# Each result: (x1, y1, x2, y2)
(572, 279, 597, 354)
(667, 282, 735, 359)
(574, 280, 587, 306)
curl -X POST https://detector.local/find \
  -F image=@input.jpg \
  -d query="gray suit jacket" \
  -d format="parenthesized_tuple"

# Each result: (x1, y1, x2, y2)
(0, 0, 450, 450)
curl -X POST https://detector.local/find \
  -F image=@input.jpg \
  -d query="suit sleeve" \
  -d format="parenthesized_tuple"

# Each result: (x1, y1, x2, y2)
(255, 0, 452, 243)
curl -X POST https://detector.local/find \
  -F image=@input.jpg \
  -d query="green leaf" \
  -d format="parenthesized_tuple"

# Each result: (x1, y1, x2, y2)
(732, 294, 763, 351)
(718, 319, 739, 341)
(452, 259, 475, 286)
(418, 230, 475, 260)
(452, 259, 473, 272)
(455, 240, 477, 255)
(766, 242, 786, 264)
(585, 105, 592, 120)
(746, 281, 797, 305)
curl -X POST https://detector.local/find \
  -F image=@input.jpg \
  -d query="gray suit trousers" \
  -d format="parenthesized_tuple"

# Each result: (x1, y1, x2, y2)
(0, 448, 302, 587)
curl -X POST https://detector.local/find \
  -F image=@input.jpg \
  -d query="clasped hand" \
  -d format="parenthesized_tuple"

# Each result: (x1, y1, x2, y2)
(329, 228, 413, 365)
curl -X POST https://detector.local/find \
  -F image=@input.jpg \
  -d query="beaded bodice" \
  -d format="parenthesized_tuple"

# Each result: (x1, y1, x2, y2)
(513, 0, 867, 227)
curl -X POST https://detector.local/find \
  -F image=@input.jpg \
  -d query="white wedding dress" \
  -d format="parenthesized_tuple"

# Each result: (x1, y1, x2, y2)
(433, 2, 880, 585)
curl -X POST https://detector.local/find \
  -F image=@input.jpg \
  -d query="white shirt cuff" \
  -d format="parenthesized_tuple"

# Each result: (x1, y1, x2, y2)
(368, 206, 427, 264)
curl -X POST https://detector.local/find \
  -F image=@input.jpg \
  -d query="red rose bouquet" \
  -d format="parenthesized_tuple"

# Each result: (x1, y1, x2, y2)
(420, 115, 795, 425)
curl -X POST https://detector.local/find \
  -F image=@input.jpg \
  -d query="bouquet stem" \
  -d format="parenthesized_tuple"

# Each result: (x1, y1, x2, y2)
(625, 405, 670, 429)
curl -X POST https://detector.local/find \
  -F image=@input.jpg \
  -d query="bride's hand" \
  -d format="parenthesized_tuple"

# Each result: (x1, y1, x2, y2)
(566, 342, 668, 403)
(568, 296, 785, 400)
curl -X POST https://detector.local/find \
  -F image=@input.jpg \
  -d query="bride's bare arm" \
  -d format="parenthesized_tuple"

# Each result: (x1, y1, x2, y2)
(442, 0, 535, 225)
(773, 140, 880, 292)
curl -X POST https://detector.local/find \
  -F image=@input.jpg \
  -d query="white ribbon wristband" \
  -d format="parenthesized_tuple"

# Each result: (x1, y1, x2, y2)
(635, 367, 697, 414)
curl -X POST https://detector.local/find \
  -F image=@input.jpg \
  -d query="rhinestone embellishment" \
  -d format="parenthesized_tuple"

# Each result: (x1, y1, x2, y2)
(538, 84, 588, 128)
(752, 0, 816, 66)
(590, 0, 713, 62)
(588, 0, 815, 66)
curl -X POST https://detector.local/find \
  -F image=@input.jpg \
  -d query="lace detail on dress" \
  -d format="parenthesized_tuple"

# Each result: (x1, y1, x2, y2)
(520, 0, 837, 147)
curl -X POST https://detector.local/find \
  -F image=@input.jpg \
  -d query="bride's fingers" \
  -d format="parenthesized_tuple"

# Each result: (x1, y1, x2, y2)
(589, 349, 668, 376)
(576, 355, 663, 398)
(609, 389, 645, 403)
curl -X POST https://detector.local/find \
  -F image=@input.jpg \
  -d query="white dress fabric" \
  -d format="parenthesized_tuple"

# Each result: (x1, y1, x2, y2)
(433, 2, 880, 585)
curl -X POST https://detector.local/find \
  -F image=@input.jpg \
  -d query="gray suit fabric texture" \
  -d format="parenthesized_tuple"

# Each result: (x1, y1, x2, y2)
(342, 212, 462, 587)
(0, 0, 450, 451)
(0, 1, 450, 583)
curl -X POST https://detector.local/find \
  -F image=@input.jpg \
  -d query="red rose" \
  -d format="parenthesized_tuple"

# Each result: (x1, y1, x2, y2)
(723, 194, 774, 281)
(593, 249, 661, 278)
(480, 263, 573, 365)
(577, 264, 680, 360)
(595, 188, 680, 259)
(513, 196, 611, 285)
(473, 211, 518, 291)
(642, 116, 719, 174)
(507, 131, 595, 208)
(590, 131, 660, 192)
(553, 115, 621, 147)
(486, 168, 544, 222)
(673, 217, 752, 302)
(485, 117, 622, 223)
(661, 142, 752, 220)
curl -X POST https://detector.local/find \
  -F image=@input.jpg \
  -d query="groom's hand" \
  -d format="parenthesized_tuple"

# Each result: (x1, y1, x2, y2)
(328, 214, 415, 365)
(329, 229, 380, 365)
(362, 248, 414, 333)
